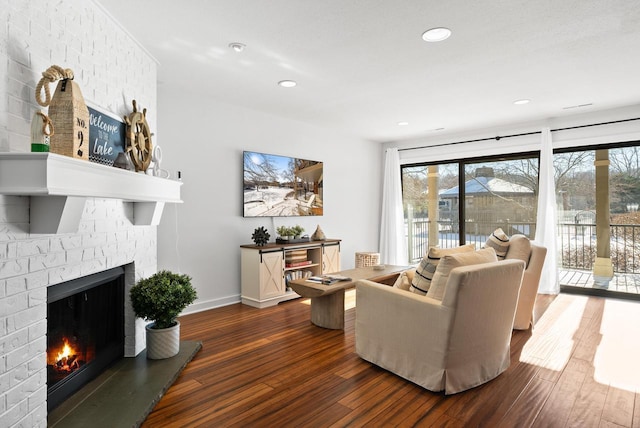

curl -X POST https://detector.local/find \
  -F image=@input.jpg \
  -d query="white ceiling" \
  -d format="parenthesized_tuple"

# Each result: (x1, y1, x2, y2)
(98, 0, 640, 143)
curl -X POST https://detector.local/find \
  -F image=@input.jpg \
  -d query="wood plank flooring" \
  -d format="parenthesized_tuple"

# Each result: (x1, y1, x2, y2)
(142, 292, 640, 427)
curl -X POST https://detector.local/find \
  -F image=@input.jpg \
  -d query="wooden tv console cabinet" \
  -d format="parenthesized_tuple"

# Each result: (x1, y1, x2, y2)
(240, 239, 341, 308)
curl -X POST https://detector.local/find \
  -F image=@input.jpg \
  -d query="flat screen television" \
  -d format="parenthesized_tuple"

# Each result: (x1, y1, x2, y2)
(243, 151, 323, 217)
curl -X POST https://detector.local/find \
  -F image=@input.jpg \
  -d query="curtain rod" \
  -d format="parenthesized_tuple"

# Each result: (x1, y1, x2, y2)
(397, 117, 640, 152)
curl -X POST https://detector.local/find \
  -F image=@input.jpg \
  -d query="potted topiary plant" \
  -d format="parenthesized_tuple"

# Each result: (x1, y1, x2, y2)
(129, 270, 197, 359)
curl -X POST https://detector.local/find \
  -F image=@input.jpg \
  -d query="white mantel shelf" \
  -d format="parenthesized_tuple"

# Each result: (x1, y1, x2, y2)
(0, 153, 183, 233)
(0, 153, 182, 202)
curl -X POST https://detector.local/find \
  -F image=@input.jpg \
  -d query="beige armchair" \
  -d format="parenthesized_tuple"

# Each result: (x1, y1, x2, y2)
(356, 259, 525, 394)
(505, 236, 547, 330)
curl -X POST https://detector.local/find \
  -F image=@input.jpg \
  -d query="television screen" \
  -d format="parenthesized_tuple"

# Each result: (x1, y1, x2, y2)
(243, 151, 323, 217)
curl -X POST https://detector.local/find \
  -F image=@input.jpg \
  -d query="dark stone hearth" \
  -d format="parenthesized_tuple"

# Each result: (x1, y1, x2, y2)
(48, 341, 202, 427)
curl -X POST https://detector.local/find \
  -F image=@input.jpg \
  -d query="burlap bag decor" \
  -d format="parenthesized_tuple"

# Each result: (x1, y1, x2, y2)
(36, 66, 90, 160)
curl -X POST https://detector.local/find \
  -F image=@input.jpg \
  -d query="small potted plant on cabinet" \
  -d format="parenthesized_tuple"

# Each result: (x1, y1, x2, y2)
(292, 225, 305, 239)
(129, 270, 197, 359)
(276, 225, 306, 243)
(276, 225, 294, 241)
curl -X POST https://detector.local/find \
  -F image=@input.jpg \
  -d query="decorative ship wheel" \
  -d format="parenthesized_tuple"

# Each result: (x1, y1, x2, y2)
(124, 100, 153, 172)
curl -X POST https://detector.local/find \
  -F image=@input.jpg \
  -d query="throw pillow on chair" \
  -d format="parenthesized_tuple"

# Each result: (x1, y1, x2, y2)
(426, 247, 499, 301)
(410, 244, 475, 295)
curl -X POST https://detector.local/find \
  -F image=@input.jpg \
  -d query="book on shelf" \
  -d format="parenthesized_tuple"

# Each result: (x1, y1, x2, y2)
(285, 270, 313, 284)
(285, 249, 308, 263)
(286, 260, 313, 268)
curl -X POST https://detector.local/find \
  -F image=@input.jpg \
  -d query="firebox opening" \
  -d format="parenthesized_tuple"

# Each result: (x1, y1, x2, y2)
(47, 266, 125, 412)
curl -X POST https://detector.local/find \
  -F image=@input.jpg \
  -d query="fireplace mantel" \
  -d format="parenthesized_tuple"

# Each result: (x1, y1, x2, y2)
(0, 153, 182, 233)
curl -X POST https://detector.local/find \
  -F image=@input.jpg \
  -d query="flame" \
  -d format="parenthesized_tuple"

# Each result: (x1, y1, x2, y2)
(48, 338, 78, 368)
(56, 340, 73, 362)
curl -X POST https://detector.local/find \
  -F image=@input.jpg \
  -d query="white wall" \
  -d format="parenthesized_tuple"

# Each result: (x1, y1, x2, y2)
(156, 84, 383, 313)
(388, 105, 640, 165)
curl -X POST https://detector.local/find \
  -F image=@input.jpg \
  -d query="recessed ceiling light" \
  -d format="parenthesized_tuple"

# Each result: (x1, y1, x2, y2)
(228, 42, 246, 52)
(422, 27, 452, 42)
(397, 121, 409, 126)
(278, 80, 297, 88)
(513, 99, 530, 105)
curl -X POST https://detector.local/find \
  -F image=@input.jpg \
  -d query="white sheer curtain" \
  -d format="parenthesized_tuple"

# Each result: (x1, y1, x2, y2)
(534, 128, 560, 294)
(379, 147, 407, 265)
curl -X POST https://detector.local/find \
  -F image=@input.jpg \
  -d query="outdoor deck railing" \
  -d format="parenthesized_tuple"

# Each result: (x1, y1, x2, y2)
(406, 219, 640, 274)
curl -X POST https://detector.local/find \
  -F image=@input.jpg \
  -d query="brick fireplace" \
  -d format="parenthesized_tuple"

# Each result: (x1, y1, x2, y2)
(1, 1, 163, 425)
(0, 196, 159, 426)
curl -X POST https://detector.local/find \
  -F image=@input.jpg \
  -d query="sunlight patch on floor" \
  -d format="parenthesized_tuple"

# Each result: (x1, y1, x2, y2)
(519, 293, 640, 394)
(593, 298, 640, 392)
(519, 294, 588, 372)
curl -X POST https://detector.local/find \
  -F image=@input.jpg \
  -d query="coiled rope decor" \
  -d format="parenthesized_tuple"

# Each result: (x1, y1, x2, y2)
(35, 65, 74, 107)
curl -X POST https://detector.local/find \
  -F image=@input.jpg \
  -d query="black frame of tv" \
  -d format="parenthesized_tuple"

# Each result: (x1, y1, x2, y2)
(243, 151, 323, 217)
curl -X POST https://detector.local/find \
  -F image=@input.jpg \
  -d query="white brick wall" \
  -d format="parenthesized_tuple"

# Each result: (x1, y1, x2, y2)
(0, 1, 158, 426)
(2, 0, 157, 152)
(0, 197, 158, 427)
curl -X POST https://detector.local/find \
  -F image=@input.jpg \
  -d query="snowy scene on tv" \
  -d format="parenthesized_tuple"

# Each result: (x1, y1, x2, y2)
(243, 151, 323, 217)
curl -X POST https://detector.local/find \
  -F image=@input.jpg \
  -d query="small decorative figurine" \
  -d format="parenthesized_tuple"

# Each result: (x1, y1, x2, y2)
(151, 145, 169, 178)
(113, 151, 134, 170)
(30, 111, 54, 152)
(311, 225, 326, 241)
(252, 226, 270, 246)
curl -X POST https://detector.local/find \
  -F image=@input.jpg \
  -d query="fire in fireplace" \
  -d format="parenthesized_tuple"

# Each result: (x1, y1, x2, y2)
(48, 337, 88, 381)
(47, 266, 125, 411)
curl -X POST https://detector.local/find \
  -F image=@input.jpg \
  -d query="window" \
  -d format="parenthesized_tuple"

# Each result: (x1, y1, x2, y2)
(556, 143, 640, 295)
(402, 154, 539, 263)
(401, 138, 640, 299)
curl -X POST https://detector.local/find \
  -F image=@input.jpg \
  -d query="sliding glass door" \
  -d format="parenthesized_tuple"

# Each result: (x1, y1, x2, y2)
(401, 154, 539, 263)
(556, 145, 640, 296)
(401, 142, 640, 299)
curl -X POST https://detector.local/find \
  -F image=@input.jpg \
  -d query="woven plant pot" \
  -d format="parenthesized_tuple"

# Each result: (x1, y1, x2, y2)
(145, 321, 180, 359)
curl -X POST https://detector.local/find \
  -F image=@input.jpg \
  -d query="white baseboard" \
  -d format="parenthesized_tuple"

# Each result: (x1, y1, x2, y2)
(181, 294, 241, 316)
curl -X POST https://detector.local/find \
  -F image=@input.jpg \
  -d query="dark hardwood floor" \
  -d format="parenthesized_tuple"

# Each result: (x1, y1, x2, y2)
(142, 291, 640, 427)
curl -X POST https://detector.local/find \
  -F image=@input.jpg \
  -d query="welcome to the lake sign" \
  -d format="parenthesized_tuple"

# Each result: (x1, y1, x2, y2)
(88, 106, 126, 166)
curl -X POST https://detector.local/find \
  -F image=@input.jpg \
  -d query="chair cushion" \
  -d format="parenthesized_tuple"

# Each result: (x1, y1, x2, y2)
(410, 244, 475, 295)
(505, 234, 531, 265)
(427, 247, 498, 301)
(485, 228, 510, 259)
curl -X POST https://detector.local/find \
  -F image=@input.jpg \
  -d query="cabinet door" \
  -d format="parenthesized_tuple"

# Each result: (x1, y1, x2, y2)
(260, 252, 285, 299)
(322, 244, 341, 273)
(260, 251, 285, 298)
